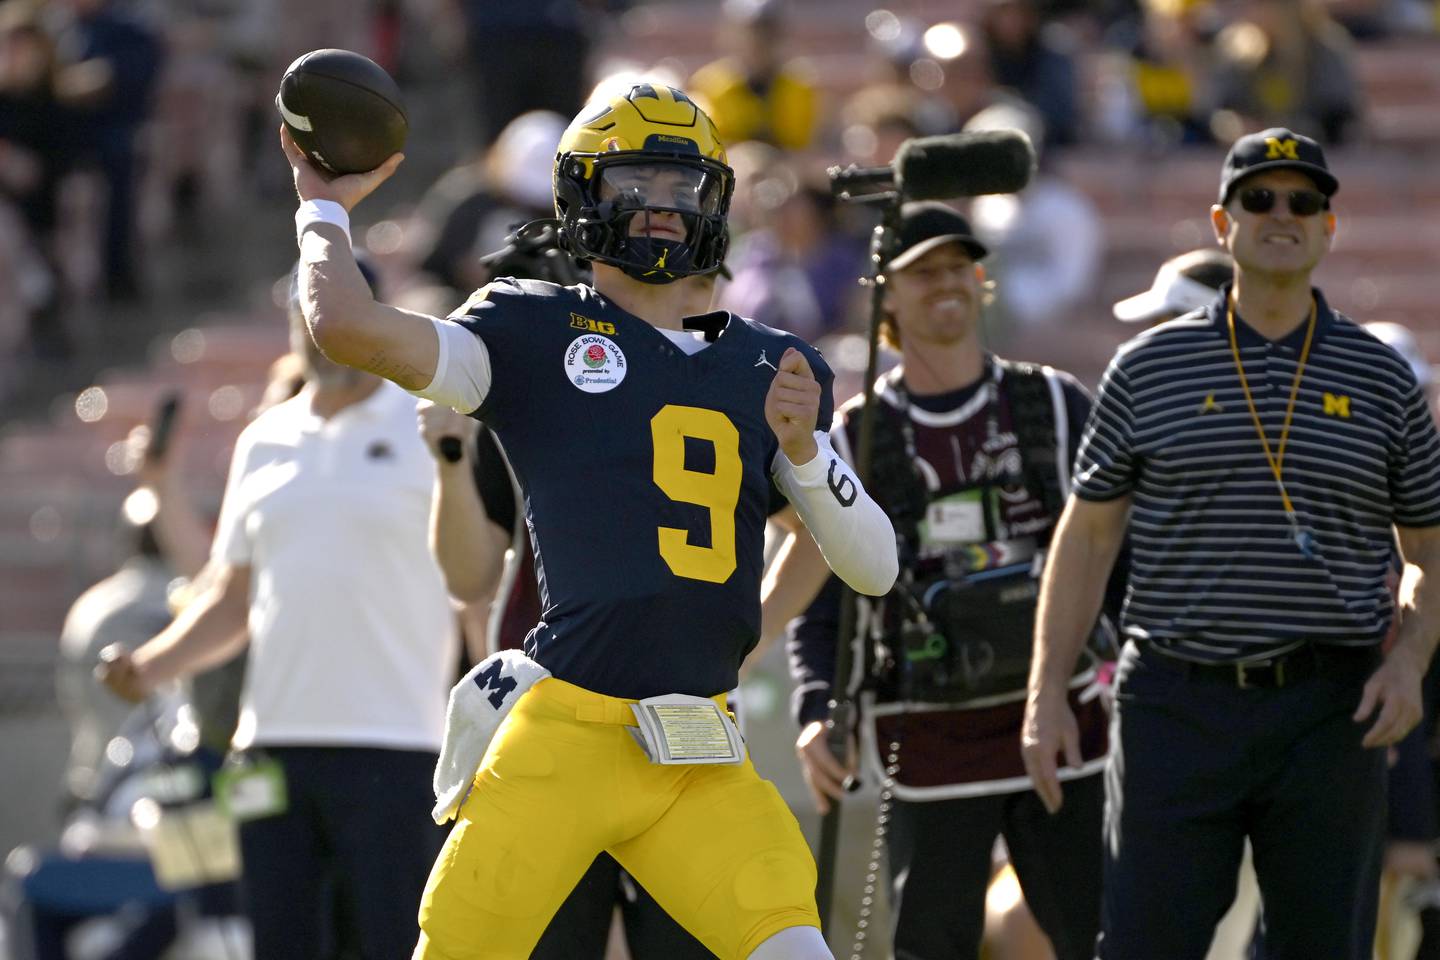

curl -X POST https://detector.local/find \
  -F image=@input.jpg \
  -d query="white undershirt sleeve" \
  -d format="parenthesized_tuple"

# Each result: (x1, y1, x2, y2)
(772, 431, 899, 596)
(406, 317, 493, 414)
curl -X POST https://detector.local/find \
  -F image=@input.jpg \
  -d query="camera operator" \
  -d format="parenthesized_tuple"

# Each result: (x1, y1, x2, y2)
(782, 202, 1114, 960)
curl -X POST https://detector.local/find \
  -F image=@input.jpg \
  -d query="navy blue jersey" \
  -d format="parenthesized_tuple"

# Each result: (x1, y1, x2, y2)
(451, 279, 834, 698)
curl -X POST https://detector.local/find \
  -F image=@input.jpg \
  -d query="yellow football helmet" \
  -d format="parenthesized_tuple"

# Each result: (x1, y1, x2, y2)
(553, 83, 734, 283)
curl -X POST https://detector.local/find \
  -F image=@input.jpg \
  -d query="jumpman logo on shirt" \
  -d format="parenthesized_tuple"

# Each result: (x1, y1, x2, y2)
(755, 350, 777, 371)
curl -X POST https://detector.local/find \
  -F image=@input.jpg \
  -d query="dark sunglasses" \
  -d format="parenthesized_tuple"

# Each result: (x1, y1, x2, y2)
(1237, 187, 1329, 217)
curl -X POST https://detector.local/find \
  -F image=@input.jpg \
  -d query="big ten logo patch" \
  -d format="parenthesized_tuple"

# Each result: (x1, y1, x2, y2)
(570, 314, 616, 335)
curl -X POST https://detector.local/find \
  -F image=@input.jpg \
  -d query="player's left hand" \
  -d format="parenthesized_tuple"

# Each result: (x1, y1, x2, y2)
(1354, 644, 1425, 749)
(416, 400, 474, 462)
(765, 347, 820, 466)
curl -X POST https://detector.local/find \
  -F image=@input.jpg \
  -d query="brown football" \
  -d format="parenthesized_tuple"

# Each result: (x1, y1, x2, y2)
(276, 49, 407, 175)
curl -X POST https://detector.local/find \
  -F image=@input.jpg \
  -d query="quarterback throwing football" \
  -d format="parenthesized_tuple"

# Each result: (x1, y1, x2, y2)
(282, 83, 897, 960)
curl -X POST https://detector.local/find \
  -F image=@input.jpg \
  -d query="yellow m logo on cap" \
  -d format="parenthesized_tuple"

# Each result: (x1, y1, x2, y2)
(1265, 137, 1300, 161)
(1323, 392, 1350, 417)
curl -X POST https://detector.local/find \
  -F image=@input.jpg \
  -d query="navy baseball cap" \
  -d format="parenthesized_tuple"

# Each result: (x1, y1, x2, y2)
(1218, 128, 1338, 206)
(887, 201, 988, 271)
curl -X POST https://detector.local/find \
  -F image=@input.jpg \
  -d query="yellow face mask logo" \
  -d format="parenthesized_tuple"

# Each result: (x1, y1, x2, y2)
(1264, 137, 1300, 161)
(654, 248, 669, 269)
(1323, 392, 1350, 418)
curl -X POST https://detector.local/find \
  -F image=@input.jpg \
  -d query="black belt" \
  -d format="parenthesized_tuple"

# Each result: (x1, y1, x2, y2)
(1145, 642, 1380, 690)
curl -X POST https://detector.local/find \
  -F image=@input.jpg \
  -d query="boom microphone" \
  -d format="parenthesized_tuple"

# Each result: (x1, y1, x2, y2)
(828, 129, 1036, 202)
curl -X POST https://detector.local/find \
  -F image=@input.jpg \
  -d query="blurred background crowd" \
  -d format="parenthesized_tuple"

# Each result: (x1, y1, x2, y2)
(1, 0, 1439, 957)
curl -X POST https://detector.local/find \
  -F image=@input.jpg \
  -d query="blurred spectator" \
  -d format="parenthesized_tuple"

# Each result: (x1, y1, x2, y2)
(0, 5, 64, 228)
(0, 203, 42, 388)
(3, 703, 239, 960)
(964, 99, 1102, 332)
(50, 0, 163, 302)
(930, 20, 1005, 133)
(97, 264, 458, 960)
(1097, 0, 1223, 147)
(22, 416, 240, 956)
(1326, 0, 1434, 37)
(56, 514, 178, 813)
(1368, 321, 1436, 419)
(408, 109, 565, 300)
(1210, 0, 1362, 144)
(456, 0, 593, 146)
(0, 4, 65, 357)
(979, 0, 1082, 147)
(250, 0, 378, 69)
(836, 82, 925, 166)
(182, 353, 313, 757)
(720, 165, 867, 342)
(859, 9, 927, 88)
(1112, 247, 1234, 324)
(853, 14, 1000, 137)
(144, 1, 253, 235)
(1363, 321, 1440, 960)
(724, 138, 788, 235)
(57, 407, 210, 809)
(31, 422, 242, 954)
(687, 0, 820, 150)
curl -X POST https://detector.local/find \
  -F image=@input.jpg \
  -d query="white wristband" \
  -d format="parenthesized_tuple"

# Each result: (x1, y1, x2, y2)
(295, 199, 351, 246)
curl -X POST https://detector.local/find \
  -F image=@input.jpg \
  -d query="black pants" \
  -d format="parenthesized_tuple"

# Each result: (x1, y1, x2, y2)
(1099, 642, 1386, 960)
(88, 123, 142, 298)
(886, 773, 1104, 960)
(531, 853, 715, 959)
(236, 745, 444, 960)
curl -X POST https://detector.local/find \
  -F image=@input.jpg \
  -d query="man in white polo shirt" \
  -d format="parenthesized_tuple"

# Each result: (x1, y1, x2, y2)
(99, 263, 458, 960)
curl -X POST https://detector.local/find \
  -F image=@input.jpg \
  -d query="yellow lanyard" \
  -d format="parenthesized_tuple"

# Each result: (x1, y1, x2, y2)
(1225, 293, 1317, 517)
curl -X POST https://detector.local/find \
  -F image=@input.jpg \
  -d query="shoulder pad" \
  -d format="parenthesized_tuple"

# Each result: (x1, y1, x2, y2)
(452, 277, 575, 317)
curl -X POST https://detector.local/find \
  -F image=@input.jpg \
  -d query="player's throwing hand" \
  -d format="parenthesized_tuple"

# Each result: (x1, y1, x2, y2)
(764, 347, 821, 465)
(281, 125, 402, 212)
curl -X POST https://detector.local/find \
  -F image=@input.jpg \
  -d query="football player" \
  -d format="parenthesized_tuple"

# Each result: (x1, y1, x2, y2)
(418, 224, 721, 960)
(281, 83, 898, 960)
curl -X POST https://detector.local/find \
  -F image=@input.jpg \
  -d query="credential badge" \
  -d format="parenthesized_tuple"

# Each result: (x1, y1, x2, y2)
(564, 334, 627, 393)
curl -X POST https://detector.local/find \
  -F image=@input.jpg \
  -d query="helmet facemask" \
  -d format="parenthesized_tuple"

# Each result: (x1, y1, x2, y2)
(558, 154, 733, 284)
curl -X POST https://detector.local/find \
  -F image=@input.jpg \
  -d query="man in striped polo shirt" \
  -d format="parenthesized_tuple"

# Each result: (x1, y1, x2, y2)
(1021, 127, 1440, 959)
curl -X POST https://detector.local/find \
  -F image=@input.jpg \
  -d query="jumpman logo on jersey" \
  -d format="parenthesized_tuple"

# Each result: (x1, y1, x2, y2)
(754, 350, 777, 371)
